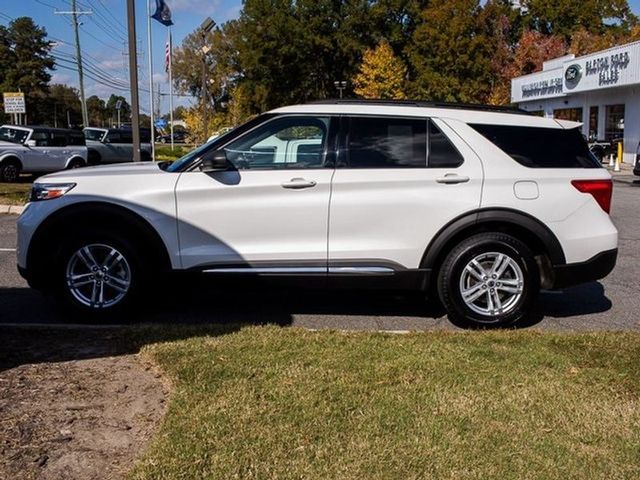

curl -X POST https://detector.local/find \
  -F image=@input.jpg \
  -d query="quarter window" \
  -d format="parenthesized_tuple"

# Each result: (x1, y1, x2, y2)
(428, 121, 463, 168)
(221, 116, 329, 170)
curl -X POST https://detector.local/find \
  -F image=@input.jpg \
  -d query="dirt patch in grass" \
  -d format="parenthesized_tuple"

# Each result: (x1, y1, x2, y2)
(0, 327, 169, 480)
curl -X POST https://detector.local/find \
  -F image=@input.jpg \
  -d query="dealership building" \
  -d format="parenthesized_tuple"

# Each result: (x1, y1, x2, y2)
(511, 40, 640, 163)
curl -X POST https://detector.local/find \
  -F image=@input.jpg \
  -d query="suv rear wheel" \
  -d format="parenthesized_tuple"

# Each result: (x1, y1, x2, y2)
(55, 230, 146, 317)
(437, 232, 540, 328)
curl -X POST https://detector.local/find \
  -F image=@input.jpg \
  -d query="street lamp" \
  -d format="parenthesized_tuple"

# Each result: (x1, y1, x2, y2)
(200, 17, 216, 140)
(334, 80, 347, 99)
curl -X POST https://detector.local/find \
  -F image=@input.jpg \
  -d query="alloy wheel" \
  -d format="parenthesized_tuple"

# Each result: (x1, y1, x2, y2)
(459, 251, 524, 319)
(65, 243, 132, 309)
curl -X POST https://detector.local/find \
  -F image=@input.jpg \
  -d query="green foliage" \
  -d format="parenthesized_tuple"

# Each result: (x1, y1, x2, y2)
(0, 17, 54, 124)
(353, 40, 407, 99)
(169, 0, 639, 115)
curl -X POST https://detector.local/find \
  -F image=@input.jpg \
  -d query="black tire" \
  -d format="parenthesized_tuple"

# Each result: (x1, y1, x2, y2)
(87, 150, 101, 166)
(53, 229, 148, 320)
(437, 232, 540, 329)
(0, 159, 21, 183)
(67, 158, 85, 169)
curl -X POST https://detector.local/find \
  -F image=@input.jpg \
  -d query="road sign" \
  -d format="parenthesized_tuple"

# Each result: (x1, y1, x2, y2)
(115, 99, 123, 110)
(3, 92, 26, 114)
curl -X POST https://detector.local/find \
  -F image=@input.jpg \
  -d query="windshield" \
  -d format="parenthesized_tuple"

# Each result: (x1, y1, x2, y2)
(166, 138, 219, 172)
(83, 128, 106, 141)
(0, 126, 30, 144)
(165, 116, 263, 172)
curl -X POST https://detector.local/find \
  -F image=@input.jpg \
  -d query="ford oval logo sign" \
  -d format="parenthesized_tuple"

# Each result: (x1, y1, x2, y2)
(565, 64, 582, 89)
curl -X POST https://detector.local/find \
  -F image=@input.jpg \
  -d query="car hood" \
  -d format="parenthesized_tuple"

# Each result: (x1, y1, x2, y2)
(0, 140, 21, 147)
(38, 162, 166, 181)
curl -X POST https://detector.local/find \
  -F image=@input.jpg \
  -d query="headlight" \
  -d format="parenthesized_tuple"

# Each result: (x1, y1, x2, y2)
(30, 183, 76, 202)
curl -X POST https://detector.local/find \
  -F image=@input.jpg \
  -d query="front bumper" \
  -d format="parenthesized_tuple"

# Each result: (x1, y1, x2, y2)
(552, 248, 617, 289)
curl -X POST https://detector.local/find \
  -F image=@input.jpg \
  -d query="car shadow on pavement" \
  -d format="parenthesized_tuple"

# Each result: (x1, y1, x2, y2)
(0, 280, 613, 370)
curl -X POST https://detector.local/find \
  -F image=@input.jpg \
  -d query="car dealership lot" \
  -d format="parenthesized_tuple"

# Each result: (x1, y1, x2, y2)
(1, 175, 639, 331)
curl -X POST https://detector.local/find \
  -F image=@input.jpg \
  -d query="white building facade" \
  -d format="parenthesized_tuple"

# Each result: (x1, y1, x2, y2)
(512, 41, 640, 163)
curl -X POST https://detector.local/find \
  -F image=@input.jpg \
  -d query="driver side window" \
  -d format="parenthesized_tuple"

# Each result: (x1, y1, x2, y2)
(223, 116, 329, 170)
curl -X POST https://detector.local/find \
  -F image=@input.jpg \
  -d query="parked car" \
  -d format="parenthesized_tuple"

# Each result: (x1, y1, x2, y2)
(0, 125, 87, 182)
(17, 100, 617, 328)
(156, 131, 186, 144)
(83, 127, 153, 165)
(634, 142, 640, 176)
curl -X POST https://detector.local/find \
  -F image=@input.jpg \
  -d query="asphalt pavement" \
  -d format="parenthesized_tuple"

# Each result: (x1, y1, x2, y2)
(1, 176, 639, 331)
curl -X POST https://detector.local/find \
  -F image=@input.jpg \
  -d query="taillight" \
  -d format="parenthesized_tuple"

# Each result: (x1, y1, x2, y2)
(571, 179, 613, 214)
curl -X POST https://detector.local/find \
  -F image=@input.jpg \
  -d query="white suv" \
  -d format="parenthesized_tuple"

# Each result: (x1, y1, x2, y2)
(16, 100, 618, 328)
(0, 125, 88, 182)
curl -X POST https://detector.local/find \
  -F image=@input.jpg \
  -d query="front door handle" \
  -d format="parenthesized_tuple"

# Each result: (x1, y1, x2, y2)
(436, 174, 470, 185)
(281, 178, 317, 189)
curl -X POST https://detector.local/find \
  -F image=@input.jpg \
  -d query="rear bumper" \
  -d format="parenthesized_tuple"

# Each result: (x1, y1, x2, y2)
(552, 248, 617, 289)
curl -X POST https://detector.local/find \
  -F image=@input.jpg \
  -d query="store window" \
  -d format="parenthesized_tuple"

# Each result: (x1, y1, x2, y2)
(589, 106, 599, 141)
(605, 104, 625, 142)
(553, 107, 583, 123)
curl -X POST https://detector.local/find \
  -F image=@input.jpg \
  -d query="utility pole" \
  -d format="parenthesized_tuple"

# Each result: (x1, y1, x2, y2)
(55, 2, 91, 127)
(199, 17, 215, 142)
(126, 0, 141, 161)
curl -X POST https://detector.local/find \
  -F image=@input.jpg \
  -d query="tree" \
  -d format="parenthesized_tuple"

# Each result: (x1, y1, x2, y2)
(406, 0, 496, 103)
(86, 95, 106, 127)
(45, 84, 81, 127)
(0, 17, 54, 124)
(353, 40, 407, 99)
(523, 0, 637, 40)
(106, 95, 131, 126)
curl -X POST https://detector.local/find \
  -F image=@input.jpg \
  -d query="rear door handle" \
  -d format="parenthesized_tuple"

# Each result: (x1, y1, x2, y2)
(281, 178, 317, 189)
(436, 174, 470, 185)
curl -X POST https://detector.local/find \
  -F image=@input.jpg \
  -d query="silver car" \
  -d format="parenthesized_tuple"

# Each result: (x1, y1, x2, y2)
(0, 125, 88, 182)
(83, 127, 153, 165)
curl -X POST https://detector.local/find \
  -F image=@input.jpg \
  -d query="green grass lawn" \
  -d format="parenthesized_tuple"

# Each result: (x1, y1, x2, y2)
(0, 181, 31, 205)
(130, 327, 640, 480)
(154, 144, 191, 162)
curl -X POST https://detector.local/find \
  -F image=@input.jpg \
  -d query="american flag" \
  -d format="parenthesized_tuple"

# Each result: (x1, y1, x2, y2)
(165, 31, 172, 73)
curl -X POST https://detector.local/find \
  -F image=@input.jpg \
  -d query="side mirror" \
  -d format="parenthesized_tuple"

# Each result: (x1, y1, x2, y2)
(200, 150, 229, 172)
(25, 139, 37, 148)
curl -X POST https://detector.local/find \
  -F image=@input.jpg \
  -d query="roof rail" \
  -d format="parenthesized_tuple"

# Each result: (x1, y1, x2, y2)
(308, 98, 530, 115)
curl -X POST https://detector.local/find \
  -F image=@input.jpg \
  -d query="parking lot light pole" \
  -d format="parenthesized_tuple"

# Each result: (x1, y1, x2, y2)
(126, 0, 141, 162)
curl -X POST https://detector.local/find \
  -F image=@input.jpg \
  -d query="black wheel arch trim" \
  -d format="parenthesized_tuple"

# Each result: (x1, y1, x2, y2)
(25, 201, 172, 288)
(420, 207, 566, 271)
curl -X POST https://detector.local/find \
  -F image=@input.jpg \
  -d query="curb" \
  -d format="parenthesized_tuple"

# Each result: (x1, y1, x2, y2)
(0, 204, 24, 215)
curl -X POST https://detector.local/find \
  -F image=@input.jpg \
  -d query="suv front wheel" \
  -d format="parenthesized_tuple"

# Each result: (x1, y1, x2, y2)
(55, 230, 145, 317)
(437, 233, 540, 328)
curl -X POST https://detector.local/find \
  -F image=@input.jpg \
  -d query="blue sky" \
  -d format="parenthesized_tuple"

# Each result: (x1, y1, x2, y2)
(3, 0, 640, 116)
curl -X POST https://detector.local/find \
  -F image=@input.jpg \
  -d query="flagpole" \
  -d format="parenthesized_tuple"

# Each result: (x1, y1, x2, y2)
(146, 0, 155, 161)
(169, 26, 174, 151)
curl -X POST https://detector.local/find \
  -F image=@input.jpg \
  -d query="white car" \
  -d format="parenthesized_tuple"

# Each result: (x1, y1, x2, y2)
(0, 125, 88, 182)
(16, 100, 618, 327)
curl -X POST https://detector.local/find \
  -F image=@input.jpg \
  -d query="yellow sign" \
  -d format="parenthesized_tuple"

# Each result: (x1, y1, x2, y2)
(3, 92, 26, 114)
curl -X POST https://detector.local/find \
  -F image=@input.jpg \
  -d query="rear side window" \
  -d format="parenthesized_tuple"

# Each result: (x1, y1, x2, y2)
(347, 117, 427, 168)
(470, 124, 600, 168)
(67, 132, 86, 146)
(51, 132, 68, 147)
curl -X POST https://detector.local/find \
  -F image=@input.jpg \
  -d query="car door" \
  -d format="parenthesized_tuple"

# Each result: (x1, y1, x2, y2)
(103, 131, 124, 163)
(23, 129, 52, 171)
(175, 115, 337, 271)
(42, 131, 71, 171)
(328, 115, 483, 274)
